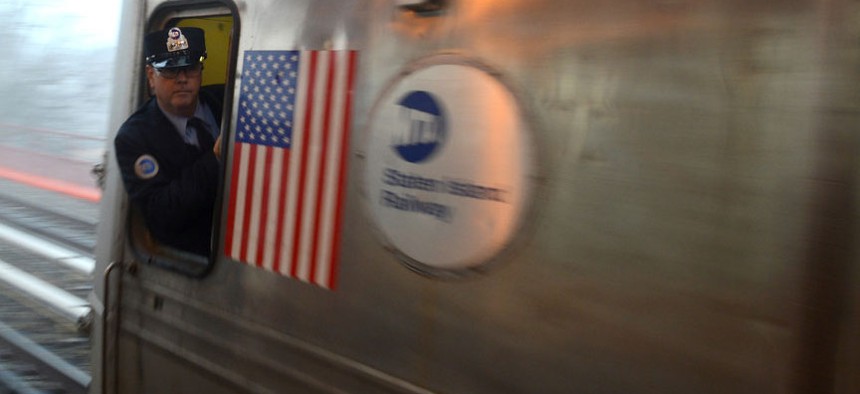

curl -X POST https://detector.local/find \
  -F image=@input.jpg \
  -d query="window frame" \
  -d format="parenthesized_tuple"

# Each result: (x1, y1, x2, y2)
(126, 0, 241, 278)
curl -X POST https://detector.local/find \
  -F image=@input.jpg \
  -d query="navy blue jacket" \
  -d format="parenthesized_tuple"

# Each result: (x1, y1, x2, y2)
(114, 86, 224, 256)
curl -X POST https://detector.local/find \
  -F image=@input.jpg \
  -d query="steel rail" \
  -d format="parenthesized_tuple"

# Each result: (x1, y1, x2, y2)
(0, 363, 42, 394)
(0, 258, 91, 327)
(0, 222, 94, 275)
(0, 320, 89, 394)
(0, 192, 97, 258)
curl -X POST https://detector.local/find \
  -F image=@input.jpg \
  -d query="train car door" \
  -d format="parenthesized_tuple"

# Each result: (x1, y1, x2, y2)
(123, 6, 238, 276)
(98, 1, 240, 393)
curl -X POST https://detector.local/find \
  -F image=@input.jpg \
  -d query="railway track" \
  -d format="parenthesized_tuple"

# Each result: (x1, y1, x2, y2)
(0, 186, 96, 393)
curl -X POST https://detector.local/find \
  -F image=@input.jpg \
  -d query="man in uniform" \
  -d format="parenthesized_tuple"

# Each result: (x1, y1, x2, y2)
(114, 27, 223, 256)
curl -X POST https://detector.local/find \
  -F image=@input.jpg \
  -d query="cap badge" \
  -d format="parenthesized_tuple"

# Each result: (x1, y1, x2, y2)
(166, 27, 189, 52)
(134, 154, 160, 179)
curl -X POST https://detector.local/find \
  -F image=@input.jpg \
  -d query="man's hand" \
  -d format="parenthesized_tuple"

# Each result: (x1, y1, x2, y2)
(214, 134, 223, 161)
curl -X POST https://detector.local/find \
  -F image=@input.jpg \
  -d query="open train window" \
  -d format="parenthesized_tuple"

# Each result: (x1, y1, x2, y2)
(123, 2, 239, 277)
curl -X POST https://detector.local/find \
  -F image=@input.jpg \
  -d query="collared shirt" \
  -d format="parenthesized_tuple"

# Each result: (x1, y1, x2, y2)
(157, 100, 220, 147)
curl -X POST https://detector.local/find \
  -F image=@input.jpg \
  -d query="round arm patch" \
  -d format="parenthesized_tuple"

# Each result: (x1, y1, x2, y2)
(134, 154, 160, 179)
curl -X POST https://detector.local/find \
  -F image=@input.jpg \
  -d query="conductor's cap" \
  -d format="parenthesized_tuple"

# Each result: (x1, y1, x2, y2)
(144, 27, 207, 69)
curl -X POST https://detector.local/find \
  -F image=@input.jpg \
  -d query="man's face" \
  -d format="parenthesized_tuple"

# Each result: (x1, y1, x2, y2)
(147, 63, 202, 117)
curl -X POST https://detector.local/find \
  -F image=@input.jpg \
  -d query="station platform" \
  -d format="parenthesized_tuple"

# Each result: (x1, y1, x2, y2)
(0, 177, 100, 226)
(0, 145, 102, 203)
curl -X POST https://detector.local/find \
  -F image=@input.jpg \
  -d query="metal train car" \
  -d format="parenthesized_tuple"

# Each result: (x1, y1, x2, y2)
(91, 0, 860, 393)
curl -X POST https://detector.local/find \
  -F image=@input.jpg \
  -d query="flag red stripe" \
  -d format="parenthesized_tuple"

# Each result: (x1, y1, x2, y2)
(290, 51, 318, 277)
(309, 52, 337, 283)
(224, 141, 244, 258)
(328, 51, 357, 290)
(271, 148, 291, 274)
(254, 146, 274, 267)
(226, 50, 353, 290)
(240, 144, 259, 262)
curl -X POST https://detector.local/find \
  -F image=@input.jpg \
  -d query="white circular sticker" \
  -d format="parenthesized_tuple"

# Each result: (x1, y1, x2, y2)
(365, 62, 535, 271)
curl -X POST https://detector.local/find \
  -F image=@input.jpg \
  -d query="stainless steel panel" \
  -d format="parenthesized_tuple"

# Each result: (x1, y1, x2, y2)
(98, 0, 860, 393)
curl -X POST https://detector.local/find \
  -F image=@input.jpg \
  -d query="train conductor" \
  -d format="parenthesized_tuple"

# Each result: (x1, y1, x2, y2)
(114, 27, 223, 256)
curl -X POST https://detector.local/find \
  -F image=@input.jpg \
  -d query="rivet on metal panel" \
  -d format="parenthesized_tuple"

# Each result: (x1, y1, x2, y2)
(396, 0, 447, 16)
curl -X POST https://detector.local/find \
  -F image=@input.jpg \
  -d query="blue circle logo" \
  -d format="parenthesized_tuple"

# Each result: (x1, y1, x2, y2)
(134, 154, 159, 179)
(392, 91, 446, 163)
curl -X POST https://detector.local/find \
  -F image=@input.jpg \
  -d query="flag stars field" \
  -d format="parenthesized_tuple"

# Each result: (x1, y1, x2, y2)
(225, 49, 358, 290)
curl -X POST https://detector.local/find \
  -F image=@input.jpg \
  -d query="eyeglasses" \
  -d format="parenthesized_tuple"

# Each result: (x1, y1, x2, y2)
(155, 63, 203, 79)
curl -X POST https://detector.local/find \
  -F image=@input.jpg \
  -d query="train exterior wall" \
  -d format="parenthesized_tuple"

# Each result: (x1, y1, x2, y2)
(92, 0, 860, 393)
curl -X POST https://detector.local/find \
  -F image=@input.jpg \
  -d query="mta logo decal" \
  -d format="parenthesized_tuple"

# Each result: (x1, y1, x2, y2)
(392, 91, 446, 163)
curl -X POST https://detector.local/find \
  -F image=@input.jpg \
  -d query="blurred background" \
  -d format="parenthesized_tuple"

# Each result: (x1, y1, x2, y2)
(0, 2, 119, 389)
(0, 0, 120, 184)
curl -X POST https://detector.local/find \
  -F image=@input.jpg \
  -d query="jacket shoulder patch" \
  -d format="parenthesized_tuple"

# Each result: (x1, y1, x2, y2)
(134, 155, 159, 179)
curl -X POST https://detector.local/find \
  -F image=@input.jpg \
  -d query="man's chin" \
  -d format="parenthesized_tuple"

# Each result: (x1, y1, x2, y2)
(173, 92, 194, 100)
(171, 98, 196, 113)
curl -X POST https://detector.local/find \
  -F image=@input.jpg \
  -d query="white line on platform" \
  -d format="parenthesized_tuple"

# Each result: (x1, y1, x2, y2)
(0, 257, 90, 324)
(0, 222, 94, 275)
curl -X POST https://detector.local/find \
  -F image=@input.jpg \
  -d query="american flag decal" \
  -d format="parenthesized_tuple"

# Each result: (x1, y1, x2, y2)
(225, 50, 357, 290)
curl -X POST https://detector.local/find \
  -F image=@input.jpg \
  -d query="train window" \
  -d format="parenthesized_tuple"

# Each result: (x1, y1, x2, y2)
(123, 3, 239, 277)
